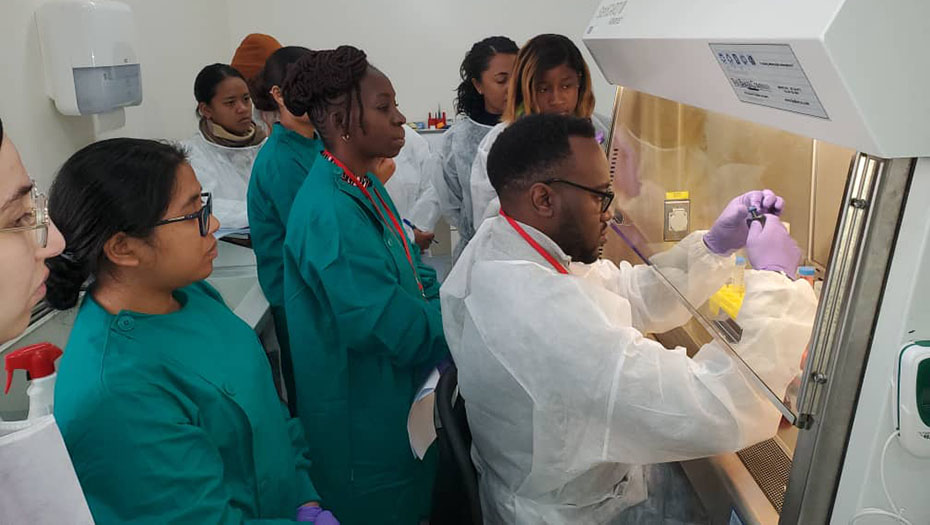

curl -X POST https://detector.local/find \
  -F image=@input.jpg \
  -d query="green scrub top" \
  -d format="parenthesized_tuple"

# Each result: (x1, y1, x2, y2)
(248, 123, 324, 310)
(248, 123, 323, 415)
(54, 281, 320, 524)
(283, 156, 449, 524)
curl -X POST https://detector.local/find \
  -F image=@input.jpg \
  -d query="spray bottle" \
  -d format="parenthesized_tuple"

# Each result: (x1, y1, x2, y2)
(4, 343, 63, 420)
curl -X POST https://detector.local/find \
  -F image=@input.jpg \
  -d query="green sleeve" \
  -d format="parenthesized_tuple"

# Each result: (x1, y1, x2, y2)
(269, 155, 312, 228)
(282, 403, 321, 504)
(291, 204, 448, 368)
(75, 384, 299, 524)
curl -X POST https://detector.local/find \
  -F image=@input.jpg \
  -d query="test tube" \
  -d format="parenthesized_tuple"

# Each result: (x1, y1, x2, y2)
(798, 266, 816, 286)
(733, 256, 746, 293)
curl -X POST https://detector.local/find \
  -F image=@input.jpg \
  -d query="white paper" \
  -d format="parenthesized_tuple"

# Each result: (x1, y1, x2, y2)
(0, 415, 94, 524)
(215, 227, 250, 240)
(407, 368, 441, 459)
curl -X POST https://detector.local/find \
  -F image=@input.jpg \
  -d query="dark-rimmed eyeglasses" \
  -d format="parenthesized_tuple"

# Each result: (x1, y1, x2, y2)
(0, 181, 49, 248)
(154, 193, 213, 236)
(543, 178, 614, 213)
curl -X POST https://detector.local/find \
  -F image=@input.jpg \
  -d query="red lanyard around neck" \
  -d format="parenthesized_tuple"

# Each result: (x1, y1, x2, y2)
(322, 150, 425, 295)
(499, 210, 569, 274)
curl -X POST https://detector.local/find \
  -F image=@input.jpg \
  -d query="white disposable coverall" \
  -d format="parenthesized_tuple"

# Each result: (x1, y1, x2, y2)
(182, 130, 265, 230)
(469, 115, 610, 231)
(440, 216, 817, 524)
(385, 126, 441, 238)
(433, 116, 495, 259)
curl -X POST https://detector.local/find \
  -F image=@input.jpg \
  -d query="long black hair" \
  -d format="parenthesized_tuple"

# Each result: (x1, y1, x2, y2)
(45, 139, 187, 309)
(194, 63, 246, 105)
(455, 36, 519, 118)
(251, 46, 312, 112)
(281, 46, 370, 147)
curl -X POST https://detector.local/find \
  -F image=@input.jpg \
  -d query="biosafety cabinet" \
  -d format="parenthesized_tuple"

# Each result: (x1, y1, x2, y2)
(584, 1, 930, 524)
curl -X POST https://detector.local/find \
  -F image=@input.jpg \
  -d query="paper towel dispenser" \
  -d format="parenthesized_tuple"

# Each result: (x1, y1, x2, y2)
(36, 0, 142, 117)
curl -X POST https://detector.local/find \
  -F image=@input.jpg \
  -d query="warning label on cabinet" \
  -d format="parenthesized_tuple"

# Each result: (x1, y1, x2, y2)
(710, 43, 829, 120)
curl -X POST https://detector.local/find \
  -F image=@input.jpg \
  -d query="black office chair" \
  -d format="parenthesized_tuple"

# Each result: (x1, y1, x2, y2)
(430, 364, 482, 525)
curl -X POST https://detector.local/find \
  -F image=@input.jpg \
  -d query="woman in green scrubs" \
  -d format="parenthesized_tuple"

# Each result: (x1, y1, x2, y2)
(47, 139, 338, 524)
(247, 46, 321, 416)
(281, 46, 449, 524)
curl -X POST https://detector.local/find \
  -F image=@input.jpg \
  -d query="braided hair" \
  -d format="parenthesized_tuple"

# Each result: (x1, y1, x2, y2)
(282, 46, 370, 146)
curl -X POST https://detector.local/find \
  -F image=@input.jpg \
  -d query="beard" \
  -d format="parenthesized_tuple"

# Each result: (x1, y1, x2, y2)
(554, 208, 600, 264)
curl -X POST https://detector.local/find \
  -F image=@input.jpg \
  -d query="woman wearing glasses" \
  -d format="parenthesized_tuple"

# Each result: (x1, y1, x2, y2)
(46, 139, 339, 524)
(0, 117, 66, 343)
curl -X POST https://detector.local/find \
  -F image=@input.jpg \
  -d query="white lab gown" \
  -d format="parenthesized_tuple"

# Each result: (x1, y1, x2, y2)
(469, 116, 610, 232)
(440, 216, 817, 524)
(182, 130, 265, 230)
(434, 116, 495, 259)
(385, 126, 442, 239)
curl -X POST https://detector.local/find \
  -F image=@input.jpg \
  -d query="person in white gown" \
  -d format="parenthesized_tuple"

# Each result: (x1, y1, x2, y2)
(441, 114, 816, 524)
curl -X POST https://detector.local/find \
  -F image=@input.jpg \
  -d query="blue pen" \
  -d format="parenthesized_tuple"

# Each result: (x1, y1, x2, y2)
(403, 218, 439, 244)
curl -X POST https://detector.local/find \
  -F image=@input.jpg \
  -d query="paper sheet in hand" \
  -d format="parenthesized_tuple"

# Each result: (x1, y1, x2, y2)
(407, 368, 440, 459)
(0, 415, 94, 524)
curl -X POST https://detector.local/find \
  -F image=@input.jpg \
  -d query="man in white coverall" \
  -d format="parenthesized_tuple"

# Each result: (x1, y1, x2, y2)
(440, 113, 817, 524)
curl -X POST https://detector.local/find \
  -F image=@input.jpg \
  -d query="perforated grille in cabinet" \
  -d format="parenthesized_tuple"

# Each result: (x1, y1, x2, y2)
(736, 438, 792, 513)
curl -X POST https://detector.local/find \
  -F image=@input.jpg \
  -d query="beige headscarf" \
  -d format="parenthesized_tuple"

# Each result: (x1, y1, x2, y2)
(199, 118, 266, 148)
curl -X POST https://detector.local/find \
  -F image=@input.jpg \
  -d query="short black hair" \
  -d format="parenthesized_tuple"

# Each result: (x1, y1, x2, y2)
(487, 113, 595, 195)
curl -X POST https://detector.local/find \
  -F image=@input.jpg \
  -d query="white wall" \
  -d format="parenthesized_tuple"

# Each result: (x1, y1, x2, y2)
(225, 0, 615, 123)
(1, 0, 614, 191)
(0, 0, 232, 191)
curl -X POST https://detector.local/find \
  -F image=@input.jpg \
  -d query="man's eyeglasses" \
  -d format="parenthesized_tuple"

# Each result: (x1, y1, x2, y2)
(154, 193, 213, 237)
(543, 178, 614, 213)
(0, 182, 49, 248)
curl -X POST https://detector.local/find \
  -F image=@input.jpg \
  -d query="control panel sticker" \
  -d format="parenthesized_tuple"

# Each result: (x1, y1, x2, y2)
(710, 43, 829, 120)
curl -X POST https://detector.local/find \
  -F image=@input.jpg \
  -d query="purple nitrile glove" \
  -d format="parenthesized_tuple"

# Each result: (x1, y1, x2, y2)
(746, 214, 801, 276)
(296, 505, 340, 524)
(703, 189, 786, 255)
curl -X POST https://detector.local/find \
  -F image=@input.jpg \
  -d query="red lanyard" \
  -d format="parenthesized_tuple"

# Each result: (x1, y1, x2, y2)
(322, 151, 425, 295)
(500, 210, 569, 274)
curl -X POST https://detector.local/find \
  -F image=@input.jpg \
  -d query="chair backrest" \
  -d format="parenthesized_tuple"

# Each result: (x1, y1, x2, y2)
(434, 364, 482, 525)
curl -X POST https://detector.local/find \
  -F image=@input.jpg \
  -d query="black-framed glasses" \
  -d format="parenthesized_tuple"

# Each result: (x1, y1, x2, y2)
(0, 181, 49, 248)
(154, 193, 213, 236)
(543, 178, 614, 213)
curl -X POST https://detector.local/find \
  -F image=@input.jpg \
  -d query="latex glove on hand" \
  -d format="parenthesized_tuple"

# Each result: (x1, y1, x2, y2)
(296, 505, 340, 524)
(703, 189, 786, 255)
(746, 214, 801, 276)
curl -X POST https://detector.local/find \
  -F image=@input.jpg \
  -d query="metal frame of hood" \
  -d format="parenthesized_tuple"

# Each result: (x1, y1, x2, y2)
(781, 154, 914, 524)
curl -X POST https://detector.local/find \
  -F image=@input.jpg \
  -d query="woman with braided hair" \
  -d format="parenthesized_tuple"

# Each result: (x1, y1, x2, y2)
(281, 46, 449, 524)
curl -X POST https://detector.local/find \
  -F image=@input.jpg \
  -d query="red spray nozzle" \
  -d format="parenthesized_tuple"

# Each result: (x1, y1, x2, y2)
(4, 342, 63, 394)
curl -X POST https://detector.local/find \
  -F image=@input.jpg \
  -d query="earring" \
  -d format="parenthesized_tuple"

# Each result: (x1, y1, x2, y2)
(341, 133, 350, 142)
